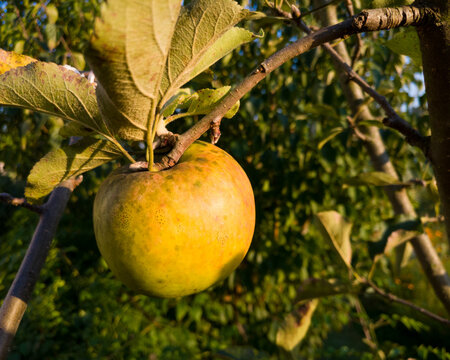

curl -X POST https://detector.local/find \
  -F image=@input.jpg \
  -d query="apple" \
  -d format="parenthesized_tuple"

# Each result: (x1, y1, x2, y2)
(93, 141, 255, 298)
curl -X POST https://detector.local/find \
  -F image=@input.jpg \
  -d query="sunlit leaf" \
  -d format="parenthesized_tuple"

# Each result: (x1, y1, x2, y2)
(318, 127, 345, 150)
(0, 49, 36, 75)
(189, 27, 263, 87)
(161, 88, 194, 118)
(178, 86, 239, 119)
(45, 23, 58, 50)
(25, 138, 122, 203)
(87, 0, 182, 140)
(275, 300, 318, 351)
(344, 171, 407, 186)
(46, 4, 59, 24)
(315, 211, 353, 269)
(386, 28, 422, 66)
(0, 61, 108, 136)
(68, 52, 86, 71)
(370, 218, 423, 261)
(159, 0, 251, 104)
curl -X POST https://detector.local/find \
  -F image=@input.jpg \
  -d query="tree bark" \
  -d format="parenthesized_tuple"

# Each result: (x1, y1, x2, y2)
(416, 0, 450, 243)
(316, 1, 450, 313)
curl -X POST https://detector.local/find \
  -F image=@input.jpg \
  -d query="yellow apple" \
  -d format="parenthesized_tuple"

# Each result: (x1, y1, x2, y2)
(93, 141, 255, 298)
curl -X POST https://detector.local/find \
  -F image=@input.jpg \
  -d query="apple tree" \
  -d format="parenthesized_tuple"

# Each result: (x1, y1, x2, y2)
(0, 0, 449, 358)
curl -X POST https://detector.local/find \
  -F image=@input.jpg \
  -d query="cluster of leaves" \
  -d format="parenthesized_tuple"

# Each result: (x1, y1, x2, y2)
(0, 0, 262, 202)
(1, 0, 449, 359)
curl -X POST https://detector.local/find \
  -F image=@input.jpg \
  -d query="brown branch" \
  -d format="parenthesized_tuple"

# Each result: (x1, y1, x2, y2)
(0, 176, 83, 360)
(0, 193, 43, 214)
(365, 280, 450, 327)
(154, 5, 435, 170)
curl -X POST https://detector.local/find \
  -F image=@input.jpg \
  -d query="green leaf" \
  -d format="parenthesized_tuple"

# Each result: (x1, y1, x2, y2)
(275, 300, 318, 351)
(86, 0, 182, 140)
(0, 49, 36, 75)
(68, 52, 86, 71)
(180, 86, 239, 118)
(296, 278, 361, 301)
(344, 171, 407, 186)
(386, 28, 422, 66)
(45, 23, 58, 50)
(189, 27, 263, 87)
(159, 0, 251, 104)
(370, 218, 422, 261)
(315, 211, 353, 269)
(25, 138, 122, 203)
(0, 61, 109, 136)
(318, 127, 345, 150)
(161, 88, 194, 118)
(357, 119, 384, 128)
(46, 4, 59, 24)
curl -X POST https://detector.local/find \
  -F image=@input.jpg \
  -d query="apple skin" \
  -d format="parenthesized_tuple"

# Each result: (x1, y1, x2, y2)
(93, 141, 255, 298)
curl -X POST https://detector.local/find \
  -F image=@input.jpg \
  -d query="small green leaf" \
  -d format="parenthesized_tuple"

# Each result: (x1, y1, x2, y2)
(0, 49, 36, 75)
(0, 60, 108, 136)
(344, 171, 407, 186)
(275, 300, 318, 351)
(296, 278, 361, 301)
(45, 23, 58, 50)
(357, 119, 384, 128)
(13, 40, 25, 55)
(318, 127, 345, 150)
(315, 211, 353, 269)
(386, 28, 422, 66)
(161, 88, 194, 118)
(68, 52, 86, 71)
(180, 86, 239, 118)
(46, 4, 59, 24)
(25, 138, 122, 203)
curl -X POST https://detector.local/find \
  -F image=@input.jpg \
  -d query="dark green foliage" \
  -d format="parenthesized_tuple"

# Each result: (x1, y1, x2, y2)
(0, 0, 449, 359)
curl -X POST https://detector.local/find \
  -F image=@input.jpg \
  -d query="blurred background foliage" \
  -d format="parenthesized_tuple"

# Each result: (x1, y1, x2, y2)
(0, 0, 449, 359)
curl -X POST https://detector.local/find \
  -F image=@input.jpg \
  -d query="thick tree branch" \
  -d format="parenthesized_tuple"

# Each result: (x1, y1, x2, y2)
(0, 177, 82, 360)
(0, 193, 43, 214)
(416, 0, 450, 244)
(155, 5, 436, 170)
(313, 0, 450, 314)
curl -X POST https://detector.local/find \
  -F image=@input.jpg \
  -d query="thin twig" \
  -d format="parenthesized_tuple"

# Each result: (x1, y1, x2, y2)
(351, 297, 378, 352)
(0, 193, 43, 214)
(0, 176, 83, 360)
(365, 280, 450, 327)
(344, 0, 363, 66)
(155, 5, 436, 170)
